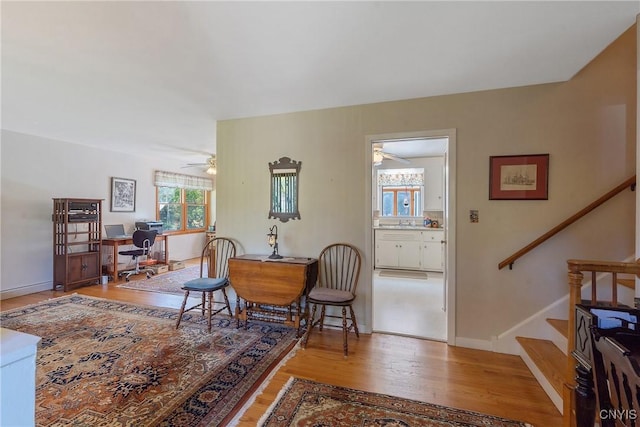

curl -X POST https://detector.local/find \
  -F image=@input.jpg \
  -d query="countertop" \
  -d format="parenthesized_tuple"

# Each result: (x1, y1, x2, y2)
(374, 225, 443, 231)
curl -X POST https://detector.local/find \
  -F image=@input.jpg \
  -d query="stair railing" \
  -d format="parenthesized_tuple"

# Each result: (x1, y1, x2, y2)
(564, 259, 640, 427)
(498, 176, 636, 270)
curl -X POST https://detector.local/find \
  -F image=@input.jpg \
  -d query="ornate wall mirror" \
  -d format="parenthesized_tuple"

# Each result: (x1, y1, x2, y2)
(269, 157, 301, 222)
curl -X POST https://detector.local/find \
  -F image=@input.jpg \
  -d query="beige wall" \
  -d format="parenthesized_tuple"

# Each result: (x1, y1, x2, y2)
(217, 25, 637, 344)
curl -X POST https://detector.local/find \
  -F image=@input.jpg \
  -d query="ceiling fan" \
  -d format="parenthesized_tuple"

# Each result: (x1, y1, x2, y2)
(182, 155, 216, 175)
(373, 148, 410, 166)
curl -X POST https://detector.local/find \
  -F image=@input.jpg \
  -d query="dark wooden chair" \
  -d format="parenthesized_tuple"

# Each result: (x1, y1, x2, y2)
(590, 318, 640, 427)
(301, 243, 361, 356)
(175, 237, 235, 332)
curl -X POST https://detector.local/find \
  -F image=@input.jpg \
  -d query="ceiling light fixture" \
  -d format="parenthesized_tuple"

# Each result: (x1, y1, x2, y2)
(373, 150, 384, 166)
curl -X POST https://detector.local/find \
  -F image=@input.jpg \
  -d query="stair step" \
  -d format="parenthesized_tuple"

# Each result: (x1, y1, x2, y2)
(516, 336, 565, 397)
(619, 278, 635, 290)
(546, 318, 568, 339)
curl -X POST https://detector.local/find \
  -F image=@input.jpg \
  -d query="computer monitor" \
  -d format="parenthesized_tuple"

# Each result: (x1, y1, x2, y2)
(104, 224, 128, 238)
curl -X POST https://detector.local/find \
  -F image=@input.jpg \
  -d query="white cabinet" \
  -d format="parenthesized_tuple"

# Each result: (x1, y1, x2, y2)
(1, 328, 41, 427)
(424, 157, 444, 210)
(375, 230, 422, 270)
(421, 230, 444, 272)
(374, 229, 445, 272)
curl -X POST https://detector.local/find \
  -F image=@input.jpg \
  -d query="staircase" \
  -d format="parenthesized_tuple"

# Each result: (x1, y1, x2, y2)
(495, 176, 637, 426)
(515, 262, 638, 427)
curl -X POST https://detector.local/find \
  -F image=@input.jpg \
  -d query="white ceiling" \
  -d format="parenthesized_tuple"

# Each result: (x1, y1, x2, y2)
(2, 1, 638, 163)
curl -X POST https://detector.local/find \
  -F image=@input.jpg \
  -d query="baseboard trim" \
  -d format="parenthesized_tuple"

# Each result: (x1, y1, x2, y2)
(1, 281, 52, 300)
(455, 337, 492, 351)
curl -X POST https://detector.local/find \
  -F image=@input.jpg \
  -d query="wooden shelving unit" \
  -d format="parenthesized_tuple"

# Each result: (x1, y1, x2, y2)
(52, 198, 103, 291)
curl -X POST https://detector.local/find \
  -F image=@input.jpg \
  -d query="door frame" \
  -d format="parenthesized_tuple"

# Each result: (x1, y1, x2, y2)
(365, 129, 456, 345)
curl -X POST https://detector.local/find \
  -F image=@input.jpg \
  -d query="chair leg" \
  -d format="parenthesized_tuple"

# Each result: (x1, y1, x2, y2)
(176, 290, 190, 329)
(236, 296, 241, 329)
(342, 306, 349, 357)
(302, 303, 318, 348)
(221, 288, 232, 317)
(319, 306, 326, 331)
(349, 305, 360, 338)
(201, 292, 206, 317)
(207, 291, 213, 333)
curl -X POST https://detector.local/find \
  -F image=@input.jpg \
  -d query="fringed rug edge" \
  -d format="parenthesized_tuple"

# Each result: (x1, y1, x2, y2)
(228, 342, 302, 427)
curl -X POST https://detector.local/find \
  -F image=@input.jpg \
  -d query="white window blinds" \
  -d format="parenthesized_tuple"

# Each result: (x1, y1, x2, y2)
(154, 171, 214, 190)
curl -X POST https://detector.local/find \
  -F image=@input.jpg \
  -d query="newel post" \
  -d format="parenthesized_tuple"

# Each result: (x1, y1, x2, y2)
(565, 261, 584, 427)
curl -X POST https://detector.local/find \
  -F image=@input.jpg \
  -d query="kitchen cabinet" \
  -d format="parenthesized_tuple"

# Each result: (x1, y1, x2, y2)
(374, 230, 423, 270)
(375, 229, 444, 272)
(421, 230, 444, 272)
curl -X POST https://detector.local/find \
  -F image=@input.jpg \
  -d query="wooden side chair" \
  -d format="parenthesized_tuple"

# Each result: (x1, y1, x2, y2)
(175, 237, 235, 332)
(302, 243, 361, 356)
(591, 330, 640, 427)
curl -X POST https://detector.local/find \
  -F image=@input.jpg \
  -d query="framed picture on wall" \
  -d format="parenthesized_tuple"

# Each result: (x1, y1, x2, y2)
(489, 154, 549, 200)
(110, 177, 136, 212)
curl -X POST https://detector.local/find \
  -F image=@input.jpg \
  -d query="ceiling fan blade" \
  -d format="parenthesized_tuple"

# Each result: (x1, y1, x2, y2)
(382, 152, 410, 164)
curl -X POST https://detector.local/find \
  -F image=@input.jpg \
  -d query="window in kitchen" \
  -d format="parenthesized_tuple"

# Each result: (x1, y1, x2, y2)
(377, 168, 424, 217)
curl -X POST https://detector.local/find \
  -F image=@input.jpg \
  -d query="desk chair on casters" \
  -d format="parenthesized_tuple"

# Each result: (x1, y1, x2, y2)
(302, 243, 361, 357)
(175, 237, 235, 333)
(118, 230, 157, 282)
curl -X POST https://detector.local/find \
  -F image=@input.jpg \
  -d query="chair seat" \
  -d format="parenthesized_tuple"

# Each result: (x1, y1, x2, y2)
(308, 287, 354, 304)
(182, 277, 228, 292)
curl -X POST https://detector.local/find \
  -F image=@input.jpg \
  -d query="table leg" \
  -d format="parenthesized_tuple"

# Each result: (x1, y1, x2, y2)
(112, 242, 119, 282)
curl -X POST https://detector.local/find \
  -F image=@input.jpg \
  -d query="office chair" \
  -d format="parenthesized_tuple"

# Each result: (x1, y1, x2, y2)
(118, 229, 157, 282)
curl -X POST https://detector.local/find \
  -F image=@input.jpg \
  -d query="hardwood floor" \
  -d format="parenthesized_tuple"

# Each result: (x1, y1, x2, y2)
(1, 264, 562, 426)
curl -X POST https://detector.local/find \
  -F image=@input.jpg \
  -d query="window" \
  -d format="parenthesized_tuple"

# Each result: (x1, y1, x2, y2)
(382, 186, 421, 216)
(154, 171, 213, 233)
(377, 168, 424, 217)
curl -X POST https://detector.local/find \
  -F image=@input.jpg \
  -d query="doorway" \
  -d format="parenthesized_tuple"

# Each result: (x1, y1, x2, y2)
(366, 130, 456, 344)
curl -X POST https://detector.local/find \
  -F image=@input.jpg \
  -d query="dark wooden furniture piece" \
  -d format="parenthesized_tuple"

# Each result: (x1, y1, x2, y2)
(102, 234, 169, 281)
(574, 305, 640, 427)
(229, 254, 318, 335)
(176, 237, 235, 333)
(593, 331, 640, 427)
(301, 243, 362, 356)
(52, 198, 103, 291)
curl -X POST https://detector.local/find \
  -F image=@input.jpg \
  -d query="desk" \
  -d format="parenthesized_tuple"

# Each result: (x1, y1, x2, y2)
(102, 234, 169, 281)
(229, 255, 318, 335)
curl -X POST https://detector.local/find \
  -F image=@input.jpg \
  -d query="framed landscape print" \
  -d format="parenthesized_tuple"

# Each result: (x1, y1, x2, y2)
(489, 154, 549, 200)
(110, 177, 136, 212)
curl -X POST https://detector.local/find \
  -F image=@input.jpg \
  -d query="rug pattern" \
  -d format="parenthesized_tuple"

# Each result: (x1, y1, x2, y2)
(1, 295, 297, 426)
(116, 265, 201, 296)
(259, 377, 533, 427)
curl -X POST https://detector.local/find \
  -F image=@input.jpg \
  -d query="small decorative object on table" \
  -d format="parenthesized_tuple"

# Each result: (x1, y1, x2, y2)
(267, 225, 283, 259)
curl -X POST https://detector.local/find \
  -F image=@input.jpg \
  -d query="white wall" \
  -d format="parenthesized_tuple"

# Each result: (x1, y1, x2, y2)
(217, 25, 637, 344)
(0, 130, 209, 298)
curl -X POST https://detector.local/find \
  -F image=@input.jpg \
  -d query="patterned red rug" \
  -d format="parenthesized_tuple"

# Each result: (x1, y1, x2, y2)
(116, 265, 200, 296)
(0, 295, 297, 426)
(259, 377, 533, 426)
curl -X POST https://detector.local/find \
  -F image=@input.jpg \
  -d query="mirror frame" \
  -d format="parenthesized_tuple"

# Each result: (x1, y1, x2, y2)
(269, 156, 301, 222)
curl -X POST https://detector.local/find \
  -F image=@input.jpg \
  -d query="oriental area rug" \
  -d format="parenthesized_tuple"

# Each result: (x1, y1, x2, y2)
(116, 265, 200, 296)
(258, 377, 534, 427)
(0, 295, 298, 426)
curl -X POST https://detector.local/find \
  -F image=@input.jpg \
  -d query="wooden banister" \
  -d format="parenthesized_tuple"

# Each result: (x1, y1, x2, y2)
(498, 176, 636, 270)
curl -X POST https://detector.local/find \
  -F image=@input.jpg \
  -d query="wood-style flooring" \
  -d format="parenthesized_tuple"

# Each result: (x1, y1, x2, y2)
(1, 261, 562, 427)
